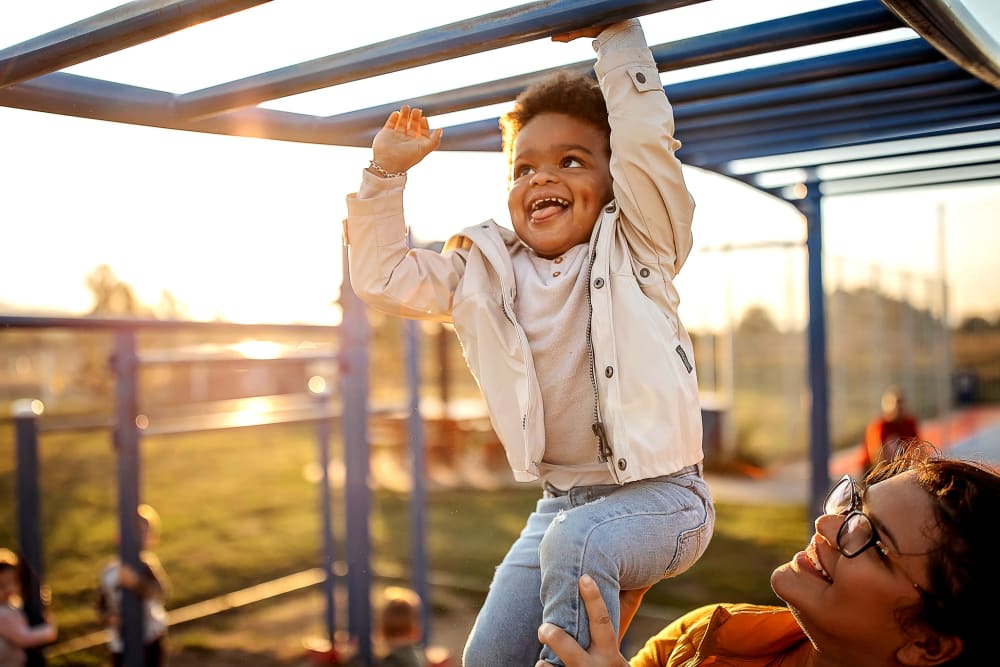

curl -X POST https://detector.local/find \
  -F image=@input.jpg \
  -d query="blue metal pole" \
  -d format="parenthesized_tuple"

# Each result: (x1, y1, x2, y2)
(314, 386, 336, 644)
(175, 0, 709, 119)
(799, 179, 831, 526)
(404, 318, 430, 644)
(339, 241, 373, 665)
(13, 400, 47, 667)
(111, 329, 145, 667)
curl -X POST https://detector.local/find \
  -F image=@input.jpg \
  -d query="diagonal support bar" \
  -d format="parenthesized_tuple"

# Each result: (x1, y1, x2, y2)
(174, 0, 707, 120)
(0, 0, 271, 89)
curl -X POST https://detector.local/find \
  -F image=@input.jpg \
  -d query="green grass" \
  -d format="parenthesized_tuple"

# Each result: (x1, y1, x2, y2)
(0, 422, 807, 661)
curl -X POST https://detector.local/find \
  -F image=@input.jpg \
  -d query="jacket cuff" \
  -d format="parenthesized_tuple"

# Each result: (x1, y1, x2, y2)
(344, 187, 408, 247)
(357, 167, 406, 199)
(592, 19, 646, 53)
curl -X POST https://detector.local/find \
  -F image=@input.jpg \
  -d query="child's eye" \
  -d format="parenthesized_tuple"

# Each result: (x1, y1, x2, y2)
(514, 165, 534, 178)
(561, 157, 583, 168)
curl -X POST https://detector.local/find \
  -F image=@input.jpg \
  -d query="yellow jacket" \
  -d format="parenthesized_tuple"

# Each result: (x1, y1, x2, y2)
(629, 604, 807, 667)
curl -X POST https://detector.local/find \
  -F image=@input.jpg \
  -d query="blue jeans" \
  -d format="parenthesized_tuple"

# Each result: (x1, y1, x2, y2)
(462, 466, 714, 666)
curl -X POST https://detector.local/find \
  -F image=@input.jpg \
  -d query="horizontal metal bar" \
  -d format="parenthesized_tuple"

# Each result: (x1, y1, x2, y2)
(648, 0, 902, 78)
(681, 102, 1000, 165)
(0, 0, 270, 88)
(666, 38, 941, 104)
(734, 136, 1000, 179)
(882, 0, 1000, 88)
(680, 89, 1000, 147)
(321, 1, 906, 140)
(0, 3, 926, 150)
(675, 61, 971, 130)
(0, 314, 337, 333)
(409, 42, 949, 150)
(820, 161, 1000, 196)
(175, 0, 706, 120)
(139, 348, 338, 365)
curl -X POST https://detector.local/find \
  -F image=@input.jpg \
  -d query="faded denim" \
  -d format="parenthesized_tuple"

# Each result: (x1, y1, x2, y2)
(462, 467, 714, 666)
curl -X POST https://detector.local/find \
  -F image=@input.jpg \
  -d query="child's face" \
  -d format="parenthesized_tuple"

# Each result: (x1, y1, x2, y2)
(0, 569, 19, 604)
(507, 112, 612, 259)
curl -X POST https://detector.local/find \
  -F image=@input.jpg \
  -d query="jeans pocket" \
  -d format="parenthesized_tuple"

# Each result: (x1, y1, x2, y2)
(663, 501, 715, 578)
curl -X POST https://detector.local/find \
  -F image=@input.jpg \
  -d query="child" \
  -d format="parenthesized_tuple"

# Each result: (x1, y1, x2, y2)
(97, 504, 169, 667)
(0, 552, 57, 667)
(345, 19, 715, 666)
(377, 587, 427, 667)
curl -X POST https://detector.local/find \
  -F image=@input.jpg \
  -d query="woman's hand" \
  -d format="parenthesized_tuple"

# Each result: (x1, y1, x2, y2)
(536, 575, 630, 667)
(370, 105, 443, 175)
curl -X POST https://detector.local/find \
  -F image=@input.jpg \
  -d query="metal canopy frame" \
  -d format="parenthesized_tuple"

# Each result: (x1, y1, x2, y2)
(3, 0, 999, 590)
(3, 0, 998, 195)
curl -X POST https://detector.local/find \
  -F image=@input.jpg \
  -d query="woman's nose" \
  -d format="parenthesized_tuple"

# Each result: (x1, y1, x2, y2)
(814, 513, 842, 545)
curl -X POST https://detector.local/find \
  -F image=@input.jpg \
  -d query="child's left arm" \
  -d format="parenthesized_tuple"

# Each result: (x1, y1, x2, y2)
(591, 20, 696, 280)
(0, 609, 57, 648)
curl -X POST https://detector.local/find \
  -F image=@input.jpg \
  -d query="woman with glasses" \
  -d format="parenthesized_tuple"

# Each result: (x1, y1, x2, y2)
(535, 446, 999, 667)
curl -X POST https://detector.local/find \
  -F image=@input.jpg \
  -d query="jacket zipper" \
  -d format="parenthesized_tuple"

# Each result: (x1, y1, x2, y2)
(585, 234, 616, 472)
(493, 241, 536, 472)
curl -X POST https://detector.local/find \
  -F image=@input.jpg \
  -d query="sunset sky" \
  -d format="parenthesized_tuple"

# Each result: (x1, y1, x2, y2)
(2, 0, 998, 330)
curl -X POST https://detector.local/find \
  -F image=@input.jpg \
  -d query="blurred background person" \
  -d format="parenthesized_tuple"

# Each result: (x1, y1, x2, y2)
(861, 386, 920, 475)
(0, 550, 57, 667)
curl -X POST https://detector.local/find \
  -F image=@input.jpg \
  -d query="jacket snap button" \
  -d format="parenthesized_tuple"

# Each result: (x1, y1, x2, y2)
(593, 277, 605, 289)
(639, 267, 650, 278)
(605, 203, 616, 213)
(605, 366, 614, 378)
(636, 72, 646, 84)
(617, 458, 627, 471)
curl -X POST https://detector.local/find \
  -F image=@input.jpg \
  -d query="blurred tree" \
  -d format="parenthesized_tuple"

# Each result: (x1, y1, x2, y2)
(958, 315, 994, 332)
(77, 265, 146, 398)
(737, 304, 778, 334)
(85, 264, 141, 316)
(154, 289, 188, 320)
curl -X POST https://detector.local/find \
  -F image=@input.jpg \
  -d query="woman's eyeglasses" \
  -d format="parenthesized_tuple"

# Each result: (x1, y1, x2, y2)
(824, 475, 925, 594)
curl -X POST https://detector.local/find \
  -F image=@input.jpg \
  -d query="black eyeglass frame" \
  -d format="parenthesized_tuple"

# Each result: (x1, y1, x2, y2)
(824, 474, 926, 595)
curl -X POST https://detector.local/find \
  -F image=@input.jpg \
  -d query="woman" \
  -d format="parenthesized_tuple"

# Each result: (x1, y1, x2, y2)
(537, 447, 999, 667)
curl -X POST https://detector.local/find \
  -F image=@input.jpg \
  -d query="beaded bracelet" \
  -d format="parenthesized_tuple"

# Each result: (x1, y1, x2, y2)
(368, 159, 407, 178)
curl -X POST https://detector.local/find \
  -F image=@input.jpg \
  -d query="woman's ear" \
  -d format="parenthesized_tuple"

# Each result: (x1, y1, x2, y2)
(896, 631, 963, 667)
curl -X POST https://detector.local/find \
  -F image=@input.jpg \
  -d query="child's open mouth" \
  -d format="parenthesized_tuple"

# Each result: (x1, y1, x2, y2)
(529, 196, 569, 222)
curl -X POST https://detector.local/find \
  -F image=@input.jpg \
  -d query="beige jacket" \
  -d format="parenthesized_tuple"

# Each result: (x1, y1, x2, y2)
(345, 21, 702, 483)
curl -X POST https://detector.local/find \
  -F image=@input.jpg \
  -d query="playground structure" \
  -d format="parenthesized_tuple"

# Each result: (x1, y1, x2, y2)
(3, 1, 1000, 665)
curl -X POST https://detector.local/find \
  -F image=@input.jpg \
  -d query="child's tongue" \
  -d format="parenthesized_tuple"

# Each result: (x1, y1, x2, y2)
(531, 203, 564, 222)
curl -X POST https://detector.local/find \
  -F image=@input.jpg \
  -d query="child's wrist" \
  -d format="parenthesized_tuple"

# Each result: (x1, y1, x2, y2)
(367, 159, 407, 179)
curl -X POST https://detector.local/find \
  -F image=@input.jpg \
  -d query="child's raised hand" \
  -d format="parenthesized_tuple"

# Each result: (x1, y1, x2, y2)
(117, 564, 140, 590)
(551, 25, 614, 43)
(370, 106, 443, 176)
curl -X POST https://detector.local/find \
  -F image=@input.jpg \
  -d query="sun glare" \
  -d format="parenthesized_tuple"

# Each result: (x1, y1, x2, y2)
(229, 340, 284, 360)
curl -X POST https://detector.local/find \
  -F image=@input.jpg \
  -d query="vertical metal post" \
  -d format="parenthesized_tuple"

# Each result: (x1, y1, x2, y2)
(800, 179, 831, 525)
(340, 241, 373, 666)
(935, 205, 952, 445)
(13, 399, 47, 667)
(111, 330, 145, 667)
(314, 384, 336, 644)
(404, 319, 430, 643)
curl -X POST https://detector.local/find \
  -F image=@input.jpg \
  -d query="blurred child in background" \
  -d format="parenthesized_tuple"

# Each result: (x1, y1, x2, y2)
(0, 550, 56, 667)
(97, 504, 169, 667)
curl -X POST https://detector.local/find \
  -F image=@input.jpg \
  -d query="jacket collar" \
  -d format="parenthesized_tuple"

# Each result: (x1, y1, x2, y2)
(694, 604, 807, 663)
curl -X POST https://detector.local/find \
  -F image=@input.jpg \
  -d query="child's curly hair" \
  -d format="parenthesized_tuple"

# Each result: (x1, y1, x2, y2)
(499, 70, 611, 171)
